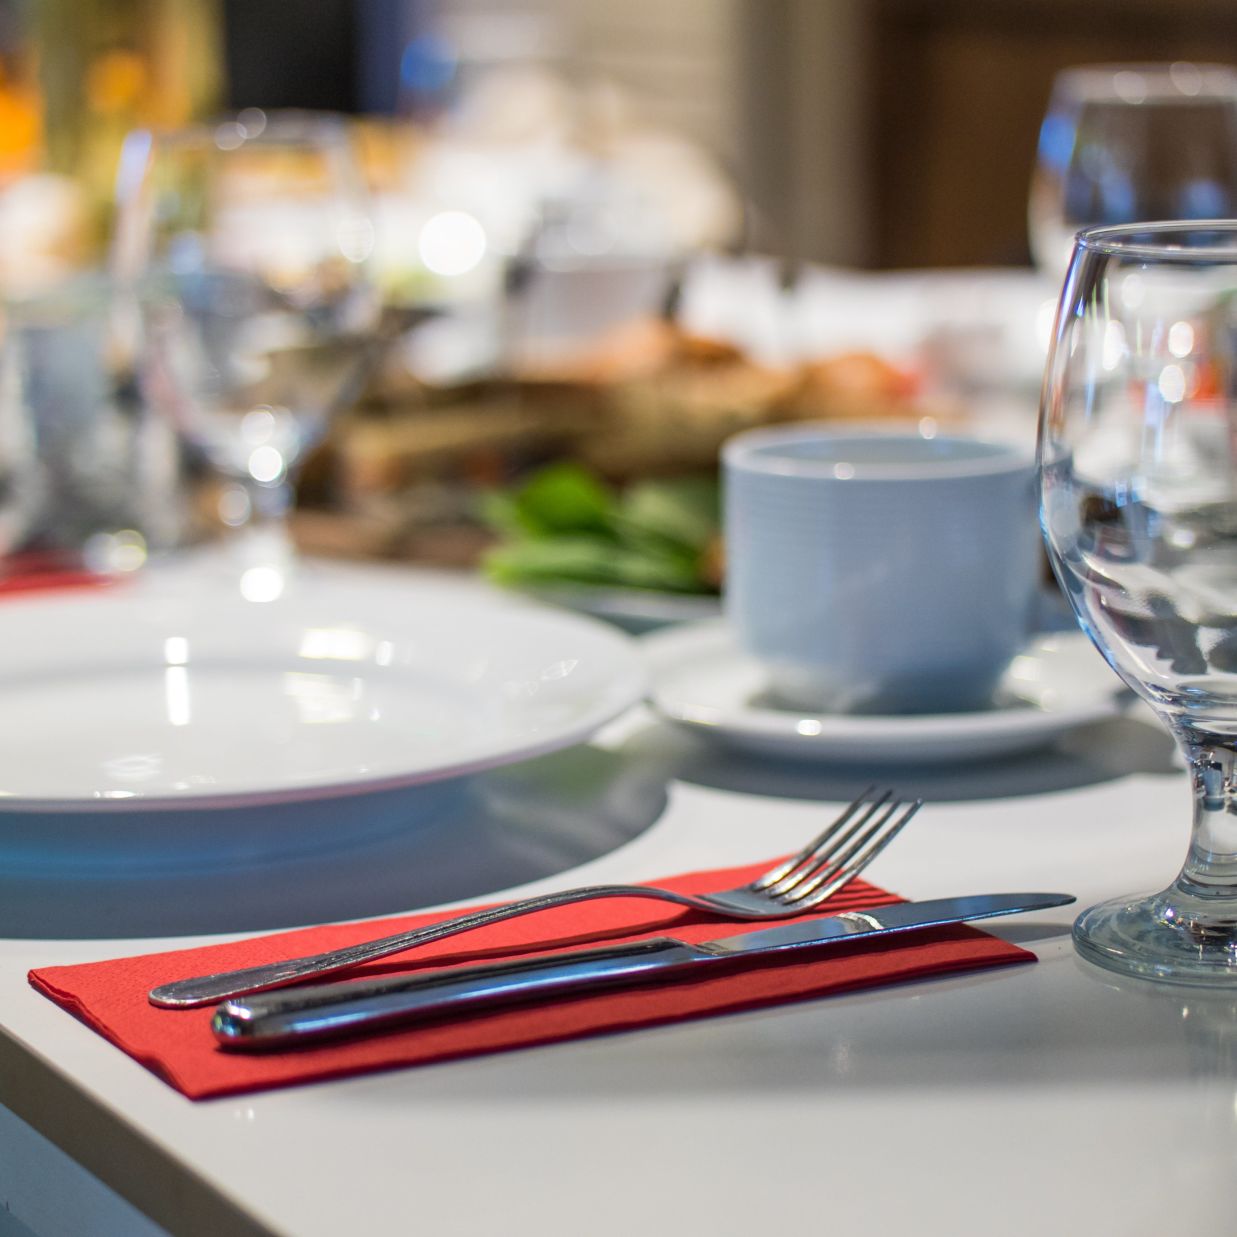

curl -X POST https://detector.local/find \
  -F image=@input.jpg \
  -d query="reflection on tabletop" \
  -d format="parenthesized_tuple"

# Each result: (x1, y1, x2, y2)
(0, 742, 667, 940)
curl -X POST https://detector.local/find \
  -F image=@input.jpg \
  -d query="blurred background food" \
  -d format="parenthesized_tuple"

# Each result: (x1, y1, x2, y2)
(0, 0, 1232, 594)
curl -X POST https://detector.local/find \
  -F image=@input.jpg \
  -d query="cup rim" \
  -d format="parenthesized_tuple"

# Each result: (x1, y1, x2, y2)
(1077, 219, 1237, 262)
(722, 424, 1034, 481)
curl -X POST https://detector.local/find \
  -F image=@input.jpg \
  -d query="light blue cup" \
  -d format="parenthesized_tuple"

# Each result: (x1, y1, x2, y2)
(722, 425, 1041, 714)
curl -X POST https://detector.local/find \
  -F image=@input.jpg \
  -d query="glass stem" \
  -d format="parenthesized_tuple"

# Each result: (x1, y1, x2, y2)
(246, 475, 291, 526)
(222, 476, 295, 572)
(1175, 728, 1237, 902)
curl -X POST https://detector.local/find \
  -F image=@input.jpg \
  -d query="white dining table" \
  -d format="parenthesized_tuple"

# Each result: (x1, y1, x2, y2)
(0, 608, 1232, 1236)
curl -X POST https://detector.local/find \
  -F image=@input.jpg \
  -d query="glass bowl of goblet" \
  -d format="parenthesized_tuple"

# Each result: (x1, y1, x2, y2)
(1041, 218, 1237, 984)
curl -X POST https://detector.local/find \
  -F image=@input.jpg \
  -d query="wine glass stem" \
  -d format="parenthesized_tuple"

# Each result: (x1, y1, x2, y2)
(247, 475, 291, 525)
(1177, 730, 1237, 901)
(225, 476, 295, 572)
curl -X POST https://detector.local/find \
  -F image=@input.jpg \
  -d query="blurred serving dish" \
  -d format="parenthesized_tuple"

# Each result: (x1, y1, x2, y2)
(299, 255, 1053, 617)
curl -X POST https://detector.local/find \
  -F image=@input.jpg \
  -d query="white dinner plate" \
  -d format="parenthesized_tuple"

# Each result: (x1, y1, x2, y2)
(0, 560, 646, 811)
(642, 620, 1130, 763)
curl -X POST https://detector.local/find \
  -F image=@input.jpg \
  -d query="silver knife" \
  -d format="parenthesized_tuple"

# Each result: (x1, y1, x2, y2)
(212, 892, 1074, 1051)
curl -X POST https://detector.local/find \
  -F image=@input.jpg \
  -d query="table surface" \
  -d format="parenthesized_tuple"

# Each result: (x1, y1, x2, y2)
(1, 629, 1231, 1236)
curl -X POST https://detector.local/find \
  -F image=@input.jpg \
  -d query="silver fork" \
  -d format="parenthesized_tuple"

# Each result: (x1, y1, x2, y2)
(149, 787, 921, 1008)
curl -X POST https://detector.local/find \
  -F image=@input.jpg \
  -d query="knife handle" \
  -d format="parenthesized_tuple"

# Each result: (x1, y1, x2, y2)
(212, 936, 712, 1051)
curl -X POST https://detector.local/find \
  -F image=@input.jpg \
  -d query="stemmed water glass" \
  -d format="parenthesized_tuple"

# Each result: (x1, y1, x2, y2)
(1029, 63, 1237, 280)
(1040, 219, 1237, 984)
(113, 111, 380, 582)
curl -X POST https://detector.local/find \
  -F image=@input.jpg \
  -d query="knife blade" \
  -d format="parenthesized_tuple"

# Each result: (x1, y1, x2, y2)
(212, 892, 1074, 1051)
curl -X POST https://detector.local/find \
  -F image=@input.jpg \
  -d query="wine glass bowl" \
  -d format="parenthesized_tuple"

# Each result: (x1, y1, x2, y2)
(0, 273, 195, 573)
(1029, 63, 1237, 278)
(1041, 219, 1237, 984)
(116, 112, 379, 560)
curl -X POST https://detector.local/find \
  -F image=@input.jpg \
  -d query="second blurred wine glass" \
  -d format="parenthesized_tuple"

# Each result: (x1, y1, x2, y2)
(114, 111, 379, 577)
(1029, 62, 1237, 279)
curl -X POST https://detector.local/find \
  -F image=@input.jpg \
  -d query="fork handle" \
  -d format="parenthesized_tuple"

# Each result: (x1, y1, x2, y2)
(212, 937, 712, 1050)
(148, 884, 703, 1009)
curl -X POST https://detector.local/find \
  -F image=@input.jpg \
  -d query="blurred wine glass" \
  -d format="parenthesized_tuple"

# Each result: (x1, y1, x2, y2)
(0, 274, 193, 578)
(1029, 63, 1237, 279)
(0, 300, 45, 564)
(114, 111, 379, 579)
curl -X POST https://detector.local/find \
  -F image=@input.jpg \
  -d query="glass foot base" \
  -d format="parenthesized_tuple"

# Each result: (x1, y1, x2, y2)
(1074, 889, 1237, 986)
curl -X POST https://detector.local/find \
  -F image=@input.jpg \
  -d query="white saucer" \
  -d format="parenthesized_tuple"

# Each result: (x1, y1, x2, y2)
(0, 560, 646, 810)
(642, 621, 1130, 763)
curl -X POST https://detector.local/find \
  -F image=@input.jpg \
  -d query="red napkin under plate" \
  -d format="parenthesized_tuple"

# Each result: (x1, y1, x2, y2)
(0, 564, 120, 596)
(29, 859, 1035, 1099)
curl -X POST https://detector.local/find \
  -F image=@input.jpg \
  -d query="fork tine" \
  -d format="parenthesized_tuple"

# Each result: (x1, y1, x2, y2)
(775, 796, 904, 897)
(751, 786, 886, 892)
(763, 790, 892, 897)
(784, 798, 923, 908)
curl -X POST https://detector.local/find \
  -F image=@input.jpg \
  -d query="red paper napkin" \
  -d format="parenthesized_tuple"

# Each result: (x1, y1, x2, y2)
(0, 552, 121, 596)
(29, 859, 1035, 1099)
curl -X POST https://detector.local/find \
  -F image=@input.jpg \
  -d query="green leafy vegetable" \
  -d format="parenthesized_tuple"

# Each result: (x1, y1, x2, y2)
(479, 463, 720, 595)
(617, 477, 719, 557)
